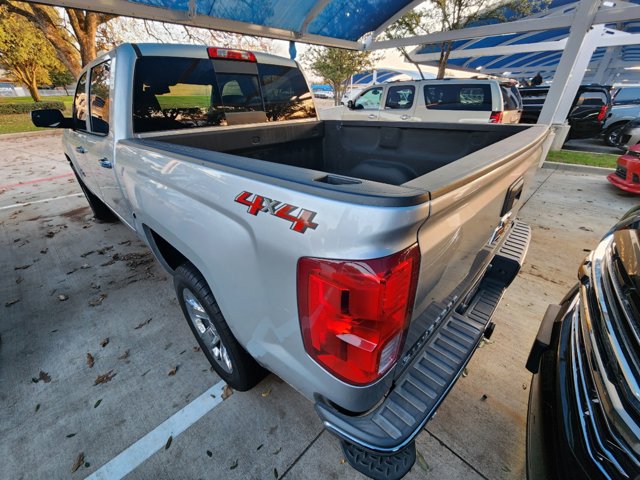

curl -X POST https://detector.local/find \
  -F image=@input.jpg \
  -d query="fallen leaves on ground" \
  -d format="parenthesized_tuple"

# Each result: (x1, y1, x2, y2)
(272, 447, 282, 455)
(86, 353, 94, 368)
(66, 433, 76, 438)
(192, 346, 201, 352)
(15, 276, 23, 284)
(94, 370, 116, 385)
(273, 467, 278, 478)
(222, 385, 233, 400)
(94, 399, 102, 408)
(416, 451, 429, 472)
(118, 349, 130, 360)
(134, 318, 152, 330)
(88, 293, 107, 307)
(32, 370, 51, 384)
(206, 450, 212, 457)
(164, 436, 172, 450)
(100, 338, 109, 348)
(261, 388, 271, 398)
(14, 264, 31, 270)
(35, 403, 40, 412)
(229, 459, 238, 470)
(58, 294, 69, 302)
(168, 366, 179, 376)
(5, 298, 19, 307)
(71, 453, 84, 473)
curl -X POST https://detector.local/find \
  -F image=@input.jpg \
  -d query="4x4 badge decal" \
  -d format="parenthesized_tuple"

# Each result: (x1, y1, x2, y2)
(235, 191, 319, 234)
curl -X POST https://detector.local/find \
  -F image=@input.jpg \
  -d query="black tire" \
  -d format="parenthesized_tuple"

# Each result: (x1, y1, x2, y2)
(173, 262, 266, 391)
(603, 122, 627, 148)
(70, 163, 118, 222)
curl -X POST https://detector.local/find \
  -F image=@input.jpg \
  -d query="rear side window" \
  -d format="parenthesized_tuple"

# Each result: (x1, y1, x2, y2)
(132, 57, 315, 133)
(89, 60, 111, 135)
(73, 71, 88, 131)
(424, 84, 492, 111)
(257, 64, 316, 121)
(385, 86, 415, 110)
(501, 85, 522, 111)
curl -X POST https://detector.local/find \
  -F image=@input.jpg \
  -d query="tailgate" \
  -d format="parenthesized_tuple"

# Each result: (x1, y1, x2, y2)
(398, 125, 548, 371)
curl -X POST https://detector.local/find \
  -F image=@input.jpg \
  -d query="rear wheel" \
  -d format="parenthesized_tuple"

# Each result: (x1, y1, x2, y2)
(174, 262, 266, 391)
(70, 164, 118, 222)
(603, 122, 627, 148)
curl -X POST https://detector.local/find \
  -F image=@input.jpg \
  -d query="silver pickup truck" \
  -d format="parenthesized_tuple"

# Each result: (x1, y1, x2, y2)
(32, 43, 548, 479)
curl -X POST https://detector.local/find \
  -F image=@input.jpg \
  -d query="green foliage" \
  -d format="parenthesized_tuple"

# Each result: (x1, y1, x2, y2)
(303, 47, 379, 105)
(0, 101, 65, 114)
(49, 69, 74, 88)
(0, 7, 64, 100)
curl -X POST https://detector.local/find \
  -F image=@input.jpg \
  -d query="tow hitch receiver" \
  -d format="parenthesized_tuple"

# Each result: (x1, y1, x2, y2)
(341, 440, 416, 480)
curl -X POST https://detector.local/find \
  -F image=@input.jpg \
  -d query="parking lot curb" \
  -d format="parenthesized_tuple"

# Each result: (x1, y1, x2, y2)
(542, 161, 614, 175)
(0, 130, 63, 140)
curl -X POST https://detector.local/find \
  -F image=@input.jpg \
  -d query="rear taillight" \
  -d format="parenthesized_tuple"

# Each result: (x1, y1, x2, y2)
(489, 111, 503, 123)
(297, 245, 420, 385)
(207, 47, 256, 62)
(597, 105, 608, 122)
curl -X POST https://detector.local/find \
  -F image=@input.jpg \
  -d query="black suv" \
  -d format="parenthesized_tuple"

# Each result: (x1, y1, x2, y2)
(526, 206, 640, 480)
(519, 85, 612, 139)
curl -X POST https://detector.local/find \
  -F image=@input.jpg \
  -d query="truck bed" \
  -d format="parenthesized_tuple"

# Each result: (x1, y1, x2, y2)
(140, 120, 528, 187)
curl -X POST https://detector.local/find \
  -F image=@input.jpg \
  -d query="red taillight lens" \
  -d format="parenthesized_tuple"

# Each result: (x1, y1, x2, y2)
(597, 105, 608, 122)
(207, 47, 256, 62)
(297, 245, 421, 385)
(489, 111, 503, 123)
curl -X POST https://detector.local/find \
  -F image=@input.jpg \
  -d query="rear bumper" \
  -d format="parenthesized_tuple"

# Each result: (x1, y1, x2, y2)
(316, 221, 531, 453)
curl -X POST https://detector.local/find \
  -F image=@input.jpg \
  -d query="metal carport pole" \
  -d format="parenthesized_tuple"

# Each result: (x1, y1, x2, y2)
(536, 0, 603, 147)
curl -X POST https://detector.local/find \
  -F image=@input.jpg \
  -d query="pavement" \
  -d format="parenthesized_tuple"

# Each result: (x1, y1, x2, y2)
(563, 137, 622, 155)
(1, 131, 638, 480)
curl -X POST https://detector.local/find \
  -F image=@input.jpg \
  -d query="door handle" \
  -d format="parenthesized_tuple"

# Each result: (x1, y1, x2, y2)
(400, 115, 410, 120)
(98, 158, 113, 169)
(76, 146, 87, 154)
(368, 114, 377, 119)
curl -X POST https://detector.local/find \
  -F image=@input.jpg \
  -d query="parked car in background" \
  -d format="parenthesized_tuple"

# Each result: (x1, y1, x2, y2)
(618, 117, 640, 150)
(312, 86, 334, 99)
(321, 79, 523, 124)
(518, 85, 612, 139)
(526, 206, 640, 480)
(608, 143, 640, 194)
(601, 85, 640, 147)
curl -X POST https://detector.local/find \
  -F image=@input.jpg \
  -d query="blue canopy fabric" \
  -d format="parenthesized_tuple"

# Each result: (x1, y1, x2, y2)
(128, 0, 415, 41)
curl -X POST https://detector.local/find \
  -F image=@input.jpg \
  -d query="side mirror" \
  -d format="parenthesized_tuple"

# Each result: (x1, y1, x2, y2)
(347, 100, 355, 109)
(31, 109, 73, 129)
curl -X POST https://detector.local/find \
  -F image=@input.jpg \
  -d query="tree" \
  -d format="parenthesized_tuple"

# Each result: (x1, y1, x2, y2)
(49, 68, 74, 95)
(0, 1, 116, 78)
(303, 47, 379, 106)
(0, 9, 63, 101)
(385, 0, 546, 79)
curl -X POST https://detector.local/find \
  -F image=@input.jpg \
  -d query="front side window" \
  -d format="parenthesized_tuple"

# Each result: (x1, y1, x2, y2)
(424, 84, 492, 111)
(73, 71, 88, 130)
(385, 86, 415, 110)
(354, 87, 383, 110)
(89, 60, 111, 135)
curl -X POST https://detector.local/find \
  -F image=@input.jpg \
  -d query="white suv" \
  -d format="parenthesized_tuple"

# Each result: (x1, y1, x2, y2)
(321, 79, 523, 124)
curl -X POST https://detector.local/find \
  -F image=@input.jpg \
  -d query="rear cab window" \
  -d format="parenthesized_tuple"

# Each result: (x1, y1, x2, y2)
(423, 84, 492, 111)
(132, 56, 316, 133)
(613, 87, 640, 105)
(501, 85, 522, 111)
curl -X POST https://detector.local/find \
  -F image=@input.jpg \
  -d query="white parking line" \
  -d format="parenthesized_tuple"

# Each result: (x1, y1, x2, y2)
(87, 380, 228, 480)
(0, 193, 83, 211)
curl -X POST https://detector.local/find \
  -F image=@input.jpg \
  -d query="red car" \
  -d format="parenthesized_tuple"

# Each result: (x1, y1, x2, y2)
(608, 144, 640, 194)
